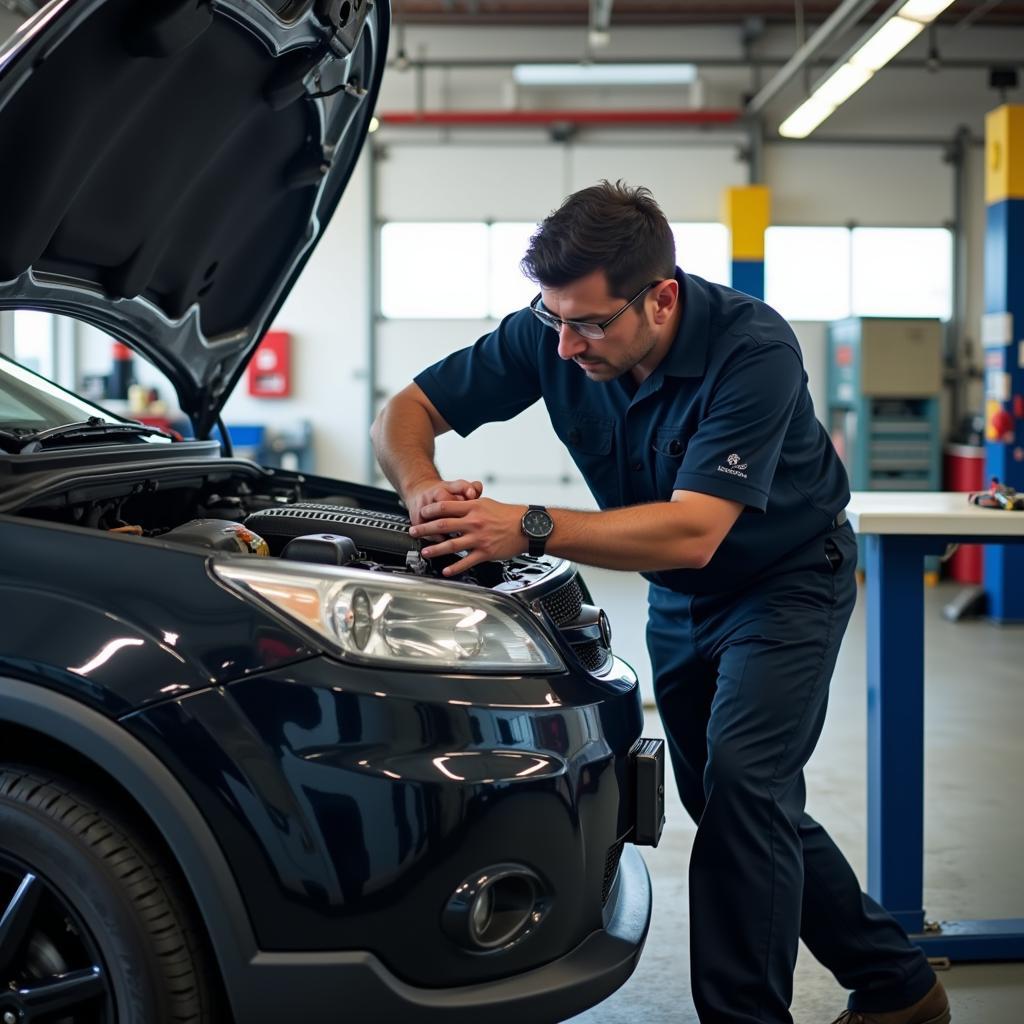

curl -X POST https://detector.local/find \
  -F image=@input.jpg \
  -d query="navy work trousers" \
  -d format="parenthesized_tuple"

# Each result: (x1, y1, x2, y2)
(647, 523, 936, 1023)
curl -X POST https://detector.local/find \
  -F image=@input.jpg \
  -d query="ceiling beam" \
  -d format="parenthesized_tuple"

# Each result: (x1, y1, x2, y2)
(745, 0, 879, 114)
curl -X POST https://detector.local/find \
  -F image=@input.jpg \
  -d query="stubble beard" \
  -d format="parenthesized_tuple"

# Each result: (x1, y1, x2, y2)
(574, 320, 659, 382)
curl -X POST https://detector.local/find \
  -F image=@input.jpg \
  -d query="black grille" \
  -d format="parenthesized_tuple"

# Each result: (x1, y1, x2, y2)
(602, 838, 625, 905)
(540, 577, 584, 625)
(572, 640, 611, 674)
(540, 574, 613, 676)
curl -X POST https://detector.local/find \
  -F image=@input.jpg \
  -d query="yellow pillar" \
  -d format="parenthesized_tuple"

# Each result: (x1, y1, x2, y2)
(721, 185, 771, 299)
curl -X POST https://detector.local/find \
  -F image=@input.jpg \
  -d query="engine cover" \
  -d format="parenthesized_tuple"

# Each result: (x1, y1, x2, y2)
(243, 503, 416, 558)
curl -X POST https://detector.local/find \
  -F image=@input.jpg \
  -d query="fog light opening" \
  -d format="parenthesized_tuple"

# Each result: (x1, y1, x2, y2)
(444, 865, 547, 952)
(469, 874, 535, 949)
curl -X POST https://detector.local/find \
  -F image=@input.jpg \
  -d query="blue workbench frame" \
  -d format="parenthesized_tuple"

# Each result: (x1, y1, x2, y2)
(865, 531, 1024, 960)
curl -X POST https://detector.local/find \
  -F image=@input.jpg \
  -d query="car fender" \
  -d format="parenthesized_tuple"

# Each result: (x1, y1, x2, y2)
(0, 675, 263, 1015)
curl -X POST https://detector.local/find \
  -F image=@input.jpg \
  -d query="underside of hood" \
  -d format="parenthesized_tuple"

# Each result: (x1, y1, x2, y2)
(0, 0, 388, 437)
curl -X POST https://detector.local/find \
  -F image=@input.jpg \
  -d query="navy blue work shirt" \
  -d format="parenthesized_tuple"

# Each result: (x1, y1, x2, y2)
(414, 268, 850, 595)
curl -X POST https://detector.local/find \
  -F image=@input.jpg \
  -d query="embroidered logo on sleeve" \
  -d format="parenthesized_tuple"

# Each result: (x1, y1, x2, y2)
(717, 452, 748, 478)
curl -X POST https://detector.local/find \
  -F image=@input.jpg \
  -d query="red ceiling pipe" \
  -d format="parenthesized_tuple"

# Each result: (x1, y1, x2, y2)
(379, 109, 742, 126)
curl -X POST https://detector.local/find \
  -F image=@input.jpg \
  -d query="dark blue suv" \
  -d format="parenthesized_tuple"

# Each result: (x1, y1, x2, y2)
(0, 2, 661, 1021)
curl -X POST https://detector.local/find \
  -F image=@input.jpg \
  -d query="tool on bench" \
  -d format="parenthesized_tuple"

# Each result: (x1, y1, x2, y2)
(968, 477, 1024, 510)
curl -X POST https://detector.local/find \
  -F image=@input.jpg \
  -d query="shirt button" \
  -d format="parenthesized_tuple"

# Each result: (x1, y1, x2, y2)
(568, 427, 581, 445)
(632, 461, 643, 472)
(668, 439, 683, 456)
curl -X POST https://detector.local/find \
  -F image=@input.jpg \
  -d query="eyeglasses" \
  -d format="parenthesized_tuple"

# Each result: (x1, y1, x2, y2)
(530, 280, 659, 341)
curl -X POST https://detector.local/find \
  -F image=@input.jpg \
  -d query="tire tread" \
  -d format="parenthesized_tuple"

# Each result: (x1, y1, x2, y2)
(0, 766, 217, 1024)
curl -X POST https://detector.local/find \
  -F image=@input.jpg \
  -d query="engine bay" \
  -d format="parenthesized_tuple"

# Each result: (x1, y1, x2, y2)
(10, 461, 551, 591)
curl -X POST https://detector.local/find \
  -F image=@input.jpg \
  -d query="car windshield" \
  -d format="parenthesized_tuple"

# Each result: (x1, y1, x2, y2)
(0, 354, 125, 435)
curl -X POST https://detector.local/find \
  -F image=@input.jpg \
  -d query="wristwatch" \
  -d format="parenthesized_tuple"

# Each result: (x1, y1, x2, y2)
(521, 504, 554, 557)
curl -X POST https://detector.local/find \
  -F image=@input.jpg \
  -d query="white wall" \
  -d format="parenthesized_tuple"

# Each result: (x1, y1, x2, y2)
(765, 145, 953, 226)
(377, 141, 749, 222)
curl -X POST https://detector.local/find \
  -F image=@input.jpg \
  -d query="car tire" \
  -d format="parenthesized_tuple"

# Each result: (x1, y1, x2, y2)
(0, 766, 221, 1024)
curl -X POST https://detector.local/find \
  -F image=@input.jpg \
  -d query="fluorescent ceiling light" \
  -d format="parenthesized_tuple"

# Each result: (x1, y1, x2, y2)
(512, 63, 698, 87)
(778, 64, 870, 138)
(812, 63, 873, 107)
(899, 0, 957, 22)
(779, 96, 837, 139)
(849, 16, 924, 72)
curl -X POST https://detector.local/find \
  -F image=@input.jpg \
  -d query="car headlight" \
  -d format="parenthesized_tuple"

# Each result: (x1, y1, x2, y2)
(213, 561, 564, 673)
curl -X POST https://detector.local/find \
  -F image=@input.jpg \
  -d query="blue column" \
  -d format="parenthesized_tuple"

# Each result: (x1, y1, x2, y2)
(983, 105, 1024, 622)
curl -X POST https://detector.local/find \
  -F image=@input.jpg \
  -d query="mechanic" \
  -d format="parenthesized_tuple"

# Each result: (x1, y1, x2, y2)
(370, 181, 950, 1024)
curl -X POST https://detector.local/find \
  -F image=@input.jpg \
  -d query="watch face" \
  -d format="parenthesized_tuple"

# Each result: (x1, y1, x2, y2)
(522, 509, 553, 538)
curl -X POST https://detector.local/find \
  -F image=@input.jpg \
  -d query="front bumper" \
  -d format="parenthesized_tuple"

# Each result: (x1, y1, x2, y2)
(127, 654, 645, 981)
(227, 843, 651, 1024)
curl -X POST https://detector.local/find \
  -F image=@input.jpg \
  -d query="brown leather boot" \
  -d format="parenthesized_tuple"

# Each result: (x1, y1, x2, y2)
(830, 979, 950, 1024)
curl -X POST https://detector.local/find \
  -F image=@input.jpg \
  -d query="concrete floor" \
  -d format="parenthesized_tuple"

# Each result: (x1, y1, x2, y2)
(567, 581, 1024, 1024)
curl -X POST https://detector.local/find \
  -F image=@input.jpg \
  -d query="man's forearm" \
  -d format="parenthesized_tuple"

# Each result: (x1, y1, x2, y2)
(370, 397, 442, 500)
(545, 503, 715, 571)
(411, 493, 739, 575)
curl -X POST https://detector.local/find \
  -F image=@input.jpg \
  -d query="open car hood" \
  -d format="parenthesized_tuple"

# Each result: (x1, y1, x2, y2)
(0, 0, 388, 437)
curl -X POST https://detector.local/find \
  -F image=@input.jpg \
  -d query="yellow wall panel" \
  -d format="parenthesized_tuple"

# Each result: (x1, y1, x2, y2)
(721, 185, 771, 260)
(986, 105, 1024, 204)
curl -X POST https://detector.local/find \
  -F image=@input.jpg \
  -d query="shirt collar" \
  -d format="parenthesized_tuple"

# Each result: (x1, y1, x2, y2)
(659, 268, 711, 379)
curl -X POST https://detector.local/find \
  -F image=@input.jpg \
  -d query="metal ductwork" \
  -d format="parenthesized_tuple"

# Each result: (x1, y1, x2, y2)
(745, 0, 885, 114)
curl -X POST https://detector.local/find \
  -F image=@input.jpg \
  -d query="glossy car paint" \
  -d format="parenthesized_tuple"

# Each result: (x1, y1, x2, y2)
(125, 657, 643, 984)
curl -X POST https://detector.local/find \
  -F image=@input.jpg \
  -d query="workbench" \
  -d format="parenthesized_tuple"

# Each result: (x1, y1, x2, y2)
(847, 491, 1024, 960)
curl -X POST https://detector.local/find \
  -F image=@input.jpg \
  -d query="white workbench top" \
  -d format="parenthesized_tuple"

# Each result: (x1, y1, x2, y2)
(848, 491, 1024, 536)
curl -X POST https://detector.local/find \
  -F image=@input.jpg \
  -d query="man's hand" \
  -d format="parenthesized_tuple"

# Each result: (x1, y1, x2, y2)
(410, 497, 526, 576)
(405, 478, 485, 530)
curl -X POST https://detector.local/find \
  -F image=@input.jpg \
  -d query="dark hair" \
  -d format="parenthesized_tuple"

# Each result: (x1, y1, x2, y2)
(520, 180, 676, 298)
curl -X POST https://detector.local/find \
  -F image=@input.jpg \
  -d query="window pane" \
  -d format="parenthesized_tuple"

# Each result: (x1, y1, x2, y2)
(13, 310, 53, 378)
(381, 223, 489, 318)
(489, 222, 539, 317)
(671, 223, 730, 285)
(851, 227, 952, 319)
(765, 227, 851, 321)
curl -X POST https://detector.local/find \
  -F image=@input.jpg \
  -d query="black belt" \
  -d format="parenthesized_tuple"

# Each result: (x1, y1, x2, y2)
(830, 509, 848, 530)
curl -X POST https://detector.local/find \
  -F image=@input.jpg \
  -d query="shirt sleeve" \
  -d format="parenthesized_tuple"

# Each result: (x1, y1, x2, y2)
(413, 309, 543, 437)
(673, 340, 803, 511)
